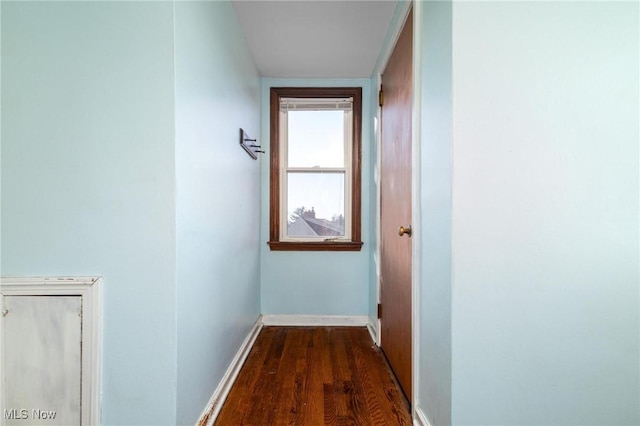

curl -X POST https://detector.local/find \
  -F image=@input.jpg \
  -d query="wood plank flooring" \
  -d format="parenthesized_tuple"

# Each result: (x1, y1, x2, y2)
(215, 326, 411, 426)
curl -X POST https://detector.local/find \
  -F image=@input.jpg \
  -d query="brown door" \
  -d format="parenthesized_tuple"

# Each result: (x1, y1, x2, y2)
(380, 8, 413, 401)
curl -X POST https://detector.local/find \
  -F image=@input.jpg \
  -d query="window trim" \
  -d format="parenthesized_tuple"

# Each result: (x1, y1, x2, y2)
(268, 87, 363, 251)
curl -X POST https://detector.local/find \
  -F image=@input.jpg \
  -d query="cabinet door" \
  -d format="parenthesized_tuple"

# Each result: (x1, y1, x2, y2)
(2, 296, 82, 426)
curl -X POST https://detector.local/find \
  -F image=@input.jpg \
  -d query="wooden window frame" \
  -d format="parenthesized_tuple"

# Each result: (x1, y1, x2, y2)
(268, 87, 363, 251)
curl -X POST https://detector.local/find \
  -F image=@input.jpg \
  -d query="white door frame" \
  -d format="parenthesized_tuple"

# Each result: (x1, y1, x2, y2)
(0, 276, 103, 426)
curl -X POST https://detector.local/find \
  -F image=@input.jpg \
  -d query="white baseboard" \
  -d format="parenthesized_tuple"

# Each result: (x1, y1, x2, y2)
(196, 315, 263, 426)
(414, 406, 431, 426)
(261, 314, 369, 327)
(366, 316, 379, 345)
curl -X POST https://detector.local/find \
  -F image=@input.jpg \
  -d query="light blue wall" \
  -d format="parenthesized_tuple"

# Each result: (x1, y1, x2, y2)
(175, 2, 260, 424)
(1, 2, 177, 424)
(451, 2, 639, 425)
(415, 1, 453, 424)
(260, 78, 372, 315)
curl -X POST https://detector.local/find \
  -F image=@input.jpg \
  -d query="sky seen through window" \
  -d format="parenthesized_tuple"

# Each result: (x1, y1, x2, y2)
(287, 110, 345, 220)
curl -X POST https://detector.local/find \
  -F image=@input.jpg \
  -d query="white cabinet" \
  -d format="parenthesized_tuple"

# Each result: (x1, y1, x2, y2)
(0, 277, 102, 426)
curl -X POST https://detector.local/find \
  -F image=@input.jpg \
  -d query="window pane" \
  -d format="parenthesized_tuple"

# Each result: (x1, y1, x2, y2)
(287, 172, 345, 237)
(288, 110, 344, 168)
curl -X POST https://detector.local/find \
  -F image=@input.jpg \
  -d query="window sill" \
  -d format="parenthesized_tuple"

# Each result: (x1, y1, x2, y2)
(268, 241, 363, 252)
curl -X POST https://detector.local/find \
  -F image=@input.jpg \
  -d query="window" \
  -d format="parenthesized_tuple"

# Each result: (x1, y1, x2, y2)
(268, 87, 363, 251)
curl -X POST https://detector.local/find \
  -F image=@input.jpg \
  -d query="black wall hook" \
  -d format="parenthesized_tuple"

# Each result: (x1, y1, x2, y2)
(239, 128, 263, 160)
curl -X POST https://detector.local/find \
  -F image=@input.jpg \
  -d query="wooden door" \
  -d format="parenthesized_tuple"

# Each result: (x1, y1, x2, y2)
(2, 296, 82, 425)
(380, 7, 413, 401)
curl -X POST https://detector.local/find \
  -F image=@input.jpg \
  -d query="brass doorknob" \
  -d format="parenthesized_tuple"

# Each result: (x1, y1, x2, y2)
(398, 225, 412, 237)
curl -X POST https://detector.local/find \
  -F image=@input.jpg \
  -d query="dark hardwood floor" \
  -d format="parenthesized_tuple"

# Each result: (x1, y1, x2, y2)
(215, 326, 412, 425)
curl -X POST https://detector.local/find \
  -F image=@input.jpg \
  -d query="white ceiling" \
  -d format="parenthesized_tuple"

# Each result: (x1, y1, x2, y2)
(231, 0, 398, 78)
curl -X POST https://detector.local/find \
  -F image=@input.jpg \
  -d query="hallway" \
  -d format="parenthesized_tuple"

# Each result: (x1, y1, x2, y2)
(215, 327, 411, 425)
(1, 1, 638, 424)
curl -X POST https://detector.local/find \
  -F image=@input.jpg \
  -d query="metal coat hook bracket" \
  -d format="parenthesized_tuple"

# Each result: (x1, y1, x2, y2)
(239, 128, 263, 160)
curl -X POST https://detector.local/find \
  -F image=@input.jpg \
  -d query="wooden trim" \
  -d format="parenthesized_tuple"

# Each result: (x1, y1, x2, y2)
(351, 88, 362, 244)
(267, 241, 362, 251)
(269, 88, 281, 245)
(269, 87, 363, 251)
